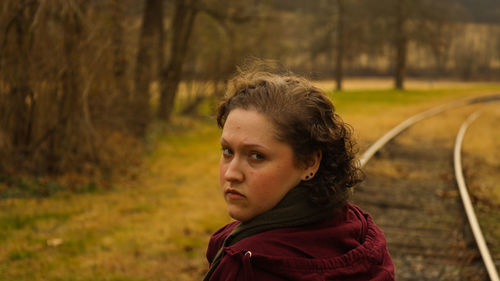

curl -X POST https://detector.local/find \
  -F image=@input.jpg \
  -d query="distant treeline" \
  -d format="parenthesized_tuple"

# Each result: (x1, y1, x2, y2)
(1, 0, 499, 188)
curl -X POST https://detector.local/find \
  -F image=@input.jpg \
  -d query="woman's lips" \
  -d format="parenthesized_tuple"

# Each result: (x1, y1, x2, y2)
(225, 188, 245, 200)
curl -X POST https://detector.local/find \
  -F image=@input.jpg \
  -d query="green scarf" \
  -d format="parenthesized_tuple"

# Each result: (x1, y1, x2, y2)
(203, 186, 336, 281)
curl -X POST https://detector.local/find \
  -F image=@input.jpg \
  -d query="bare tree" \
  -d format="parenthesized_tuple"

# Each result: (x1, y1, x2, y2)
(157, 0, 198, 121)
(0, 1, 39, 172)
(334, 0, 345, 91)
(364, 0, 460, 89)
(1, 0, 143, 181)
(133, 0, 163, 135)
(393, 0, 407, 90)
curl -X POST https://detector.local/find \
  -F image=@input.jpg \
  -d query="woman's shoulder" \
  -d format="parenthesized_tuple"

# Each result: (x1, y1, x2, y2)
(212, 220, 240, 240)
(225, 203, 394, 280)
(206, 221, 239, 263)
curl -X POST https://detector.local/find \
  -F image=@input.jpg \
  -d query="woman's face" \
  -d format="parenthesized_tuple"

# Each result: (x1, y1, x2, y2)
(219, 108, 305, 222)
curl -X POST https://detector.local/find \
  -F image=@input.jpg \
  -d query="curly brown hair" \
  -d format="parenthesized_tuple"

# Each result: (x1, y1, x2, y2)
(216, 71, 364, 209)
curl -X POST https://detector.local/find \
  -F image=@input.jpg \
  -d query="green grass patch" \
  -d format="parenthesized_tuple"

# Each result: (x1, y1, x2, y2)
(8, 249, 37, 261)
(0, 176, 104, 199)
(105, 277, 149, 281)
(328, 87, 500, 114)
(0, 177, 63, 199)
(0, 212, 70, 231)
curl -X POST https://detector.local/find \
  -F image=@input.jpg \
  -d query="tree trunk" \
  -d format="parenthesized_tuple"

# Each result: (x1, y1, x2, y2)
(110, 0, 133, 130)
(111, 0, 128, 85)
(394, 0, 407, 90)
(49, 10, 85, 173)
(1, 1, 39, 171)
(132, 0, 163, 136)
(158, 0, 198, 121)
(335, 0, 345, 91)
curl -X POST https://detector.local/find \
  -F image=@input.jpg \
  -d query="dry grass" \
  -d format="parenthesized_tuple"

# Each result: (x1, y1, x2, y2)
(462, 106, 500, 255)
(0, 117, 228, 281)
(460, 106, 500, 255)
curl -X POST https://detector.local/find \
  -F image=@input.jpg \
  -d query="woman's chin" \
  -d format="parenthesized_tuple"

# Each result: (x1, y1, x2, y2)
(227, 207, 252, 222)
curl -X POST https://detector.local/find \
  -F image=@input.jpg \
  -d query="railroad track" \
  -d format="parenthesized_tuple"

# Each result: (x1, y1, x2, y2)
(351, 94, 500, 281)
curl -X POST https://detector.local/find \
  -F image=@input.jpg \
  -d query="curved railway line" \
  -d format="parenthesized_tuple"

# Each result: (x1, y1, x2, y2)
(351, 94, 500, 280)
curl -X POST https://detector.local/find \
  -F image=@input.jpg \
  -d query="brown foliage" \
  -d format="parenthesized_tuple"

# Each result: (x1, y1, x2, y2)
(0, 0, 142, 188)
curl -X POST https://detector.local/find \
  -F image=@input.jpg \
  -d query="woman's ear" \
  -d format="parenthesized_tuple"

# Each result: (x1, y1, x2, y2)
(303, 150, 322, 180)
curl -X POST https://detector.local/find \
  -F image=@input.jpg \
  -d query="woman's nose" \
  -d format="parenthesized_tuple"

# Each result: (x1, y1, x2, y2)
(224, 158, 244, 183)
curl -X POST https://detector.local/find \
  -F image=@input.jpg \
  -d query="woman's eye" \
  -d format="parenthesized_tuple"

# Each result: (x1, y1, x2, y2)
(250, 152, 265, 161)
(221, 147, 233, 157)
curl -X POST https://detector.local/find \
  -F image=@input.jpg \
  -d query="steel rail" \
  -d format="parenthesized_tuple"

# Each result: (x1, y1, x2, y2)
(359, 93, 500, 168)
(454, 112, 500, 281)
(357, 93, 500, 280)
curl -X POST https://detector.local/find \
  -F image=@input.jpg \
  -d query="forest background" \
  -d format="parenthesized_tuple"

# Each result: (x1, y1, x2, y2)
(1, 0, 500, 279)
(1, 0, 500, 189)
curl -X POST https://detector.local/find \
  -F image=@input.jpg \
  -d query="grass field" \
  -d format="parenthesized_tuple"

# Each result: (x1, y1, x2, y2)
(1, 80, 500, 280)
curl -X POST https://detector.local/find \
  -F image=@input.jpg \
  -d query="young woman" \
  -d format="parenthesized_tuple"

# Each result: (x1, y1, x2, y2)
(204, 71, 394, 281)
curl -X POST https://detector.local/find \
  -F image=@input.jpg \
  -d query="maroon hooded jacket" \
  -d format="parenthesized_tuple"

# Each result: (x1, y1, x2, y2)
(206, 203, 394, 281)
